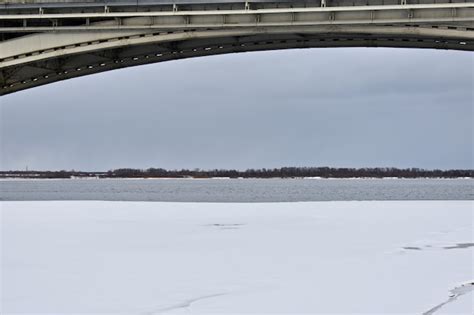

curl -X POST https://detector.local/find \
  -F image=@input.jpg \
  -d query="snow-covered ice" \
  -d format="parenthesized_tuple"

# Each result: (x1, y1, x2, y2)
(1, 201, 473, 314)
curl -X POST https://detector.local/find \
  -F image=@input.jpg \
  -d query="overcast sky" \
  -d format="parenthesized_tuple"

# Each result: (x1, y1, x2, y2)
(0, 48, 473, 171)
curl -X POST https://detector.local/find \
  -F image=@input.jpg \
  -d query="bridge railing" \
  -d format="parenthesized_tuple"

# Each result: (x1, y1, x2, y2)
(1, 0, 472, 9)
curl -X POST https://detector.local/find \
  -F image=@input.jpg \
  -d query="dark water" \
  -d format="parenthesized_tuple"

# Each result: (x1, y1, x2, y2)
(0, 178, 472, 202)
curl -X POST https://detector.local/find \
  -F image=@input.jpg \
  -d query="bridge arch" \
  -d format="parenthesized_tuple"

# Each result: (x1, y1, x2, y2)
(1, 0, 473, 95)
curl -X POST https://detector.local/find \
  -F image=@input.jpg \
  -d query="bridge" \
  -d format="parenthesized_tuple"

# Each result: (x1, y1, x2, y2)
(0, 0, 473, 95)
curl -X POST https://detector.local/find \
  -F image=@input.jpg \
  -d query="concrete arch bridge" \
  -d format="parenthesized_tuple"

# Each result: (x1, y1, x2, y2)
(0, 0, 473, 95)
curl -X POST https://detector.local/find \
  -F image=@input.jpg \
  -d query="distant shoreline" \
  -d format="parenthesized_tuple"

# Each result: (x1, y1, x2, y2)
(1, 167, 472, 180)
(1, 176, 472, 180)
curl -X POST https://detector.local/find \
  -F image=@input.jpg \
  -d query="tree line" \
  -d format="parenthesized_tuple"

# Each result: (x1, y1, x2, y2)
(1, 167, 472, 179)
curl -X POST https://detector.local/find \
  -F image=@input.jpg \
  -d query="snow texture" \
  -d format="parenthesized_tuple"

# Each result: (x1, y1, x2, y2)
(1, 201, 473, 314)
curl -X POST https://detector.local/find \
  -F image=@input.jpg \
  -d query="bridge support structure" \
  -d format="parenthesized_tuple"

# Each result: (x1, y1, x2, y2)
(1, 0, 473, 95)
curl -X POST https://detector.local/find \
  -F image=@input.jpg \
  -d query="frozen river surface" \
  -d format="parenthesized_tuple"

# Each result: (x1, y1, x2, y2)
(1, 201, 473, 314)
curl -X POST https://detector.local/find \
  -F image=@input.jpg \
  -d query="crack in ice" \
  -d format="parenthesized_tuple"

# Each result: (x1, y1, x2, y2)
(143, 292, 227, 314)
(401, 242, 474, 252)
(423, 281, 474, 315)
(442, 242, 474, 250)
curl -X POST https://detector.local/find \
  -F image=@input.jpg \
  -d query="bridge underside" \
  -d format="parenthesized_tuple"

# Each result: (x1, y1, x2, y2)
(1, 0, 473, 95)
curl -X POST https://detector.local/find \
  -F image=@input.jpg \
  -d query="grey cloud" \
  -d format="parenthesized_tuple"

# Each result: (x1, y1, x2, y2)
(1, 48, 472, 171)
